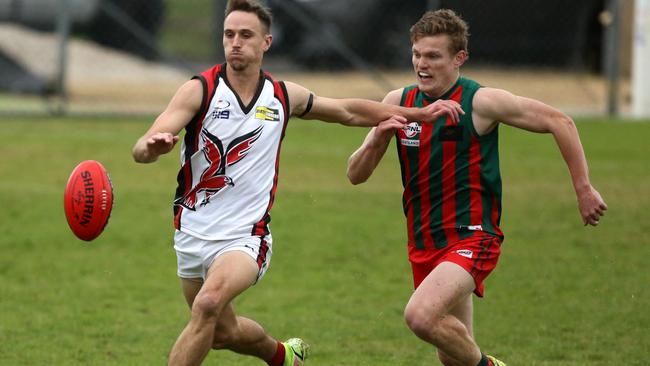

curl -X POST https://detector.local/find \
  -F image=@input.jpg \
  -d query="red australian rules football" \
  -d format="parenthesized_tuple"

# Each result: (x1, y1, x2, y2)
(63, 160, 114, 241)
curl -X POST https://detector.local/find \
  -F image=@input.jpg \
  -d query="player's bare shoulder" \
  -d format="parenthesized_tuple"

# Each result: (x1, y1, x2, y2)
(173, 78, 204, 110)
(473, 87, 520, 115)
(143, 78, 204, 141)
(471, 87, 518, 135)
(383, 88, 404, 105)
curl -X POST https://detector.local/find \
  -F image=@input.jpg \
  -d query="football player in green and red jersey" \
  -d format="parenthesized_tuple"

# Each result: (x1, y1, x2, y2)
(347, 9, 607, 366)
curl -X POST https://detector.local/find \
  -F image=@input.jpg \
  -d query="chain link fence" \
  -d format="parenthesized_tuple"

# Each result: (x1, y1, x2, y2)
(0, 0, 634, 116)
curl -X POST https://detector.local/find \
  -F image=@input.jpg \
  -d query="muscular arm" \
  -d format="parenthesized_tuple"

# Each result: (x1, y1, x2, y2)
(132, 79, 203, 163)
(346, 89, 404, 184)
(473, 87, 608, 225)
(346, 88, 465, 184)
(284, 81, 461, 126)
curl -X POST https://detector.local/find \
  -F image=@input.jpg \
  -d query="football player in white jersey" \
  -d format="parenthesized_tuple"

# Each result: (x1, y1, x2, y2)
(132, 1, 463, 365)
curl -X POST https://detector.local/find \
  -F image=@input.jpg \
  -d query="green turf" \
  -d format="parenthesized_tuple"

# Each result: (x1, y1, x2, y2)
(0, 117, 648, 365)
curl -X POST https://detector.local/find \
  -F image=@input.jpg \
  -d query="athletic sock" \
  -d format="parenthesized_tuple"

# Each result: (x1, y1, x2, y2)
(267, 341, 286, 366)
(476, 353, 490, 366)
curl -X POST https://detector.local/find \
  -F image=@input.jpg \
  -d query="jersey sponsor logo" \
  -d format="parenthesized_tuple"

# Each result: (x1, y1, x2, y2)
(439, 125, 463, 141)
(400, 138, 420, 147)
(174, 126, 264, 210)
(214, 100, 230, 109)
(403, 122, 422, 138)
(211, 100, 231, 120)
(456, 249, 473, 259)
(255, 106, 280, 122)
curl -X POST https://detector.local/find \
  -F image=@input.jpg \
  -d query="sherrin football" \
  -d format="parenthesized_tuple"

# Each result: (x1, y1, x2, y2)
(63, 160, 114, 241)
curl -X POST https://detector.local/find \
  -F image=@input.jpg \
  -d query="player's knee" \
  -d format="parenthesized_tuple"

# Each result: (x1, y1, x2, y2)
(404, 304, 431, 338)
(404, 303, 445, 343)
(191, 291, 225, 321)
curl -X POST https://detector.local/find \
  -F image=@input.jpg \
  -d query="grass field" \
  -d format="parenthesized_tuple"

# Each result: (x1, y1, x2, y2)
(0, 117, 649, 365)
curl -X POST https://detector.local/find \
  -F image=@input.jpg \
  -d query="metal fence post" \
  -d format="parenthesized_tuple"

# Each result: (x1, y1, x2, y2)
(54, 0, 71, 115)
(214, 0, 228, 63)
(603, 0, 621, 117)
(632, 0, 650, 117)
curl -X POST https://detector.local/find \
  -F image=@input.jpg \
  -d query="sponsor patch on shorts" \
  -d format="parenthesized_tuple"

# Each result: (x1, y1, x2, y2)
(456, 249, 473, 258)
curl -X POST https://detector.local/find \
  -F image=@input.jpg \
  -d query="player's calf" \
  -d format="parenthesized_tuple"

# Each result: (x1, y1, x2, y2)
(437, 349, 465, 366)
(211, 325, 237, 350)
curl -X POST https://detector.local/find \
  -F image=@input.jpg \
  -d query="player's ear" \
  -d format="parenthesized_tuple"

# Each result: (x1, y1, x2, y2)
(262, 34, 273, 52)
(454, 50, 468, 68)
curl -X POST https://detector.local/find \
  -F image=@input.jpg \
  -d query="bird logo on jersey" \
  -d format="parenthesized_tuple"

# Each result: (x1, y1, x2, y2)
(174, 126, 264, 210)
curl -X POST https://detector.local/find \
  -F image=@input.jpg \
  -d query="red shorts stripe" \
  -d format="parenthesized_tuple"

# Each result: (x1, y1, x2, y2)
(256, 238, 269, 269)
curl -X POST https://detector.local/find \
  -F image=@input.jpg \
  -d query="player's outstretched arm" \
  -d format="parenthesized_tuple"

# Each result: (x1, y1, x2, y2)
(284, 81, 463, 126)
(132, 79, 202, 163)
(473, 87, 608, 226)
(347, 89, 405, 184)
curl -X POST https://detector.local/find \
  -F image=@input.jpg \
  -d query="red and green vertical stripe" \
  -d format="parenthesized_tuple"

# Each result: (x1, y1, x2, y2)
(395, 77, 503, 250)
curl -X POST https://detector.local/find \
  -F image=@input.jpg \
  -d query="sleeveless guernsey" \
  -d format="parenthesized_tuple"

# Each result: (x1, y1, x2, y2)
(173, 63, 290, 240)
(396, 77, 504, 250)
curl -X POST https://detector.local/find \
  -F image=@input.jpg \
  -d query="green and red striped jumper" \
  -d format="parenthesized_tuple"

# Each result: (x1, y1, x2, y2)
(395, 76, 504, 250)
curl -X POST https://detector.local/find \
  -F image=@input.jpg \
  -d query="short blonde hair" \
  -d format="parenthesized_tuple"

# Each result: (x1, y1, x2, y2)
(410, 9, 469, 54)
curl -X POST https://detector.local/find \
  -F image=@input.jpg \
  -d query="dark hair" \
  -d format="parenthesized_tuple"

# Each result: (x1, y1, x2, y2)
(225, 0, 273, 33)
(410, 9, 469, 54)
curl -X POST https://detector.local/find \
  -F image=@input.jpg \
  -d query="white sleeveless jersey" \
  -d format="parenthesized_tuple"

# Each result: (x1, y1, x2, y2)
(172, 64, 290, 240)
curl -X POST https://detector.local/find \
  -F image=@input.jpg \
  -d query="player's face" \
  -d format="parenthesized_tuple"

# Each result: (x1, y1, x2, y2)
(412, 35, 466, 97)
(223, 11, 272, 72)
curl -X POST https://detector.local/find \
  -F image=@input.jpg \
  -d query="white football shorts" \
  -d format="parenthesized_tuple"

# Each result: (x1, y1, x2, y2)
(174, 230, 272, 282)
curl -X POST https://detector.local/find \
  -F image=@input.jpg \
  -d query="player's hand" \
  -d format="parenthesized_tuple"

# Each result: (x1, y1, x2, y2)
(577, 185, 608, 226)
(420, 100, 465, 123)
(378, 115, 407, 134)
(146, 132, 179, 156)
(369, 115, 407, 147)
